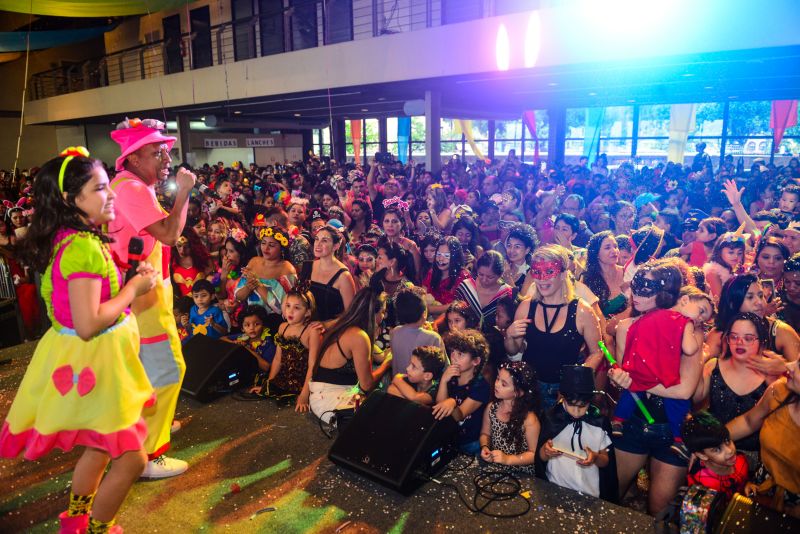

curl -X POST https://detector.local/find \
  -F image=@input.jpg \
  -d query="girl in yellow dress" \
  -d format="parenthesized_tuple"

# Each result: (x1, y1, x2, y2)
(0, 147, 157, 534)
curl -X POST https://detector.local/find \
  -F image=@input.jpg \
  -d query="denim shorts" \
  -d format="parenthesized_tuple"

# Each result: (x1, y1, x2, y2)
(613, 417, 688, 468)
(538, 380, 560, 410)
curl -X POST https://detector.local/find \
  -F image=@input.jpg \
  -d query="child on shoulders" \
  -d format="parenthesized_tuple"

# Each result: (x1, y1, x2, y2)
(479, 361, 541, 475)
(432, 329, 491, 455)
(387, 346, 447, 406)
(538, 365, 616, 500)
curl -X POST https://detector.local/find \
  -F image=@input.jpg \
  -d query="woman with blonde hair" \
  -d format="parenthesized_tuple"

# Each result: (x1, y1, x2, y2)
(505, 244, 603, 408)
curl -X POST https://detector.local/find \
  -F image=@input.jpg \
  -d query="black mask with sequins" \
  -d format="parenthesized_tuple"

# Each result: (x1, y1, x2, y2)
(631, 271, 661, 297)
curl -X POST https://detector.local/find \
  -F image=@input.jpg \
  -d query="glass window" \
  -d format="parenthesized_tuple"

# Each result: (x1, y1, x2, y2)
(600, 106, 634, 138)
(259, 0, 285, 56)
(387, 117, 398, 144)
(638, 104, 670, 137)
(232, 0, 256, 61)
(290, 0, 318, 51)
(325, 0, 353, 44)
(471, 120, 489, 141)
(411, 116, 426, 144)
(364, 118, 379, 144)
(441, 119, 461, 141)
(495, 120, 522, 140)
(690, 103, 724, 137)
(727, 100, 771, 137)
(190, 6, 212, 69)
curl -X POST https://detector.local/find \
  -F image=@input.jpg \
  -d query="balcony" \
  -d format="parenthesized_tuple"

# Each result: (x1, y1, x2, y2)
(29, 0, 512, 101)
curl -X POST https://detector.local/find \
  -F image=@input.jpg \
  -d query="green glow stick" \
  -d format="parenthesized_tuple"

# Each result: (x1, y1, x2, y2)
(598, 340, 655, 425)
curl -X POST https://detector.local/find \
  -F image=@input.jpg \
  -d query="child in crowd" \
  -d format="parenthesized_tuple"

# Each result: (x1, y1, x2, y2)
(264, 289, 319, 411)
(479, 361, 541, 475)
(185, 279, 228, 339)
(494, 294, 517, 335)
(682, 411, 749, 501)
(227, 306, 276, 393)
(387, 345, 447, 406)
(704, 233, 746, 301)
(613, 276, 712, 459)
(354, 243, 377, 290)
(778, 184, 800, 219)
(432, 329, 491, 455)
(686, 217, 727, 267)
(437, 299, 481, 335)
(538, 365, 616, 501)
(389, 288, 443, 376)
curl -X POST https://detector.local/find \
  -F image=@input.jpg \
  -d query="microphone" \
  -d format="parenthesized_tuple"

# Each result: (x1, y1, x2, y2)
(125, 237, 144, 283)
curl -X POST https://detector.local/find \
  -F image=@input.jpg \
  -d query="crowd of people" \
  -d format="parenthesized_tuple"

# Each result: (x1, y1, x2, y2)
(1, 122, 800, 532)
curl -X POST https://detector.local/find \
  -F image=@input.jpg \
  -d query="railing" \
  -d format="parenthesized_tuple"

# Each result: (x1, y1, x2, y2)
(29, 0, 507, 100)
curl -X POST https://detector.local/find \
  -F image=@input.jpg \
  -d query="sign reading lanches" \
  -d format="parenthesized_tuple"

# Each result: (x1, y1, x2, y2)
(246, 138, 276, 147)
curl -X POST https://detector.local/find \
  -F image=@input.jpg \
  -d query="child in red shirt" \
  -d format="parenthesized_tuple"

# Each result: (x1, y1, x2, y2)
(683, 411, 749, 501)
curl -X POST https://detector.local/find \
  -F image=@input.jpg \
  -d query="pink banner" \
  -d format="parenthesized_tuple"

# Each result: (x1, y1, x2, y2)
(350, 119, 362, 163)
(771, 100, 798, 152)
(522, 110, 539, 160)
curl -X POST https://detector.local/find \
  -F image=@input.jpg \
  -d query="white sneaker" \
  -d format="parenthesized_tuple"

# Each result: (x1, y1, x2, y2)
(170, 420, 181, 434)
(141, 456, 188, 479)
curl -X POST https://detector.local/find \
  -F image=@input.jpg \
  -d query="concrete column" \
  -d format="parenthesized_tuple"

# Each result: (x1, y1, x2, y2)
(425, 90, 441, 173)
(488, 119, 496, 161)
(378, 116, 388, 154)
(176, 114, 191, 166)
(547, 107, 566, 166)
(301, 129, 314, 160)
(331, 119, 347, 164)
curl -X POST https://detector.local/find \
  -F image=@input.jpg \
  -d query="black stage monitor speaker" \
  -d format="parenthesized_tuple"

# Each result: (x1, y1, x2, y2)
(181, 335, 258, 402)
(328, 390, 459, 495)
(715, 493, 800, 533)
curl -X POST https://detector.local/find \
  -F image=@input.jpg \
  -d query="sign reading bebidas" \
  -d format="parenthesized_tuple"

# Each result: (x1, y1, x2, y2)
(204, 138, 238, 148)
(246, 138, 276, 147)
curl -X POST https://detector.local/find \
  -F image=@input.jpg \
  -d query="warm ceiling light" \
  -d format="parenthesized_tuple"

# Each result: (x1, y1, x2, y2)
(234, 110, 242, 114)
(294, 113, 302, 117)
(361, 108, 369, 112)
(495, 24, 510, 71)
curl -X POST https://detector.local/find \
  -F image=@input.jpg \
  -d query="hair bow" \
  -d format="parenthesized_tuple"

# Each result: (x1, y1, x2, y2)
(51, 365, 96, 397)
(382, 196, 409, 211)
(57, 146, 91, 193)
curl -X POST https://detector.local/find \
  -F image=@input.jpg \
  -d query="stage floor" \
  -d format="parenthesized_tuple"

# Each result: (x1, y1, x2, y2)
(1, 342, 658, 533)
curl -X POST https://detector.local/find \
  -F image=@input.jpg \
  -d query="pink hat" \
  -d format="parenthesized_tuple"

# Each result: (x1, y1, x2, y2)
(110, 117, 176, 172)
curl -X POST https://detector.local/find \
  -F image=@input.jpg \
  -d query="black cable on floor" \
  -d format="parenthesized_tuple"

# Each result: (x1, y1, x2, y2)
(426, 467, 531, 519)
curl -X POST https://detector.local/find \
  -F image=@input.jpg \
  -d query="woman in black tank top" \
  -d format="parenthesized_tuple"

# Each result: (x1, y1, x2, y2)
(505, 245, 603, 409)
(308, 288, 393, 421)
(305, 226, 356, 322)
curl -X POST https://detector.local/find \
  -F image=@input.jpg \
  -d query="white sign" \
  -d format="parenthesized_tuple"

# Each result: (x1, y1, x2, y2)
(204, 138, 238, 148)
(246, 138, 276, 147)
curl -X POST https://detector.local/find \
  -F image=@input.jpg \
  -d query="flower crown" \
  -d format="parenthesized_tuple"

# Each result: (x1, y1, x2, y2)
(382, 196, 409, 212)
(720, 232, 748, 245)
(228, 227, 248, 244)
(259, 226, 290, 247)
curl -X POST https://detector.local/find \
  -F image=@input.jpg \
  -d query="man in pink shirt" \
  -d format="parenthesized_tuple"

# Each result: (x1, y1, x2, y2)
(109, 118, 196, 478)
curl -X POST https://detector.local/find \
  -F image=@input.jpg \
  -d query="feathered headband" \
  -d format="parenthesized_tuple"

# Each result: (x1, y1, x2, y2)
(382, 196, 409, 212)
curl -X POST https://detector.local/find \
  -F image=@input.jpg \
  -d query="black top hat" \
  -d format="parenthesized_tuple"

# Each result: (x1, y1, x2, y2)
(559, 365, 596, 400)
